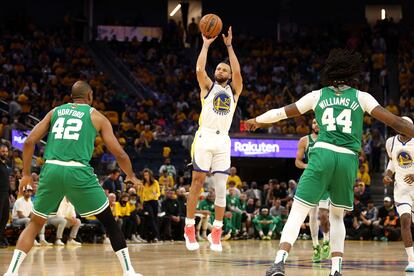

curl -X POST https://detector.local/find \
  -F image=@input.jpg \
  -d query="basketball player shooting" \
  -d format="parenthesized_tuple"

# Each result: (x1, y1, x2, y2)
(3, 81, 142, 276)
(184, 27, 243, 252)
(383, 116, 414, 272)
(245, 49, 414, 276)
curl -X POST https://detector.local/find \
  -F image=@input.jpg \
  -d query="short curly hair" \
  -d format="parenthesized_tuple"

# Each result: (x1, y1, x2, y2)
(321, 48, 362, 87)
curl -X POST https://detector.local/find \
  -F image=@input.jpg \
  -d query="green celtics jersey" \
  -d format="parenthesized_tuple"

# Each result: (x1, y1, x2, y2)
(314, 87, 364, 153)
(226, 195, 240, 209)
(44, 103, 97, 165)
(197, 199, 215, 213)
(304, 134, 316, 163)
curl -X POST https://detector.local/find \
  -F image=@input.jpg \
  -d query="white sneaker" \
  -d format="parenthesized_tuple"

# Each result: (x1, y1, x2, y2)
(132, 235, 143, 243)
(67, 239, 81, 246)
(135, 235, 146, 242)
(405, 262, 414, 272)
(3, 272, 18, 276)
(34, 240, 40, 246)
(54, 239, 65, 246)
(39, 239, 52, 246)
(184, 225, 199, 251)
(123, 272, 143, 276)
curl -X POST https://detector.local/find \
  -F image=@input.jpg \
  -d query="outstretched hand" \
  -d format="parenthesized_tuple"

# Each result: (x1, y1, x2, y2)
(245, 118, 262, 132)
(202, 35, 217, 46)
(222, 26, 233, 46)
(125, 175, 142, 188)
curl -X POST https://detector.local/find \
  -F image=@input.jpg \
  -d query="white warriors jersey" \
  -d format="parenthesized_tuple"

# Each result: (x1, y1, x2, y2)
(386, 135, 414, 187)
(198, 82, 236, 134)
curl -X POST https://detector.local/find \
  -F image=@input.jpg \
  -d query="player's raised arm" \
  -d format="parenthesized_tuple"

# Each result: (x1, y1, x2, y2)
(196, 35, 216, 97)
(295, 137, 308, 169)
(245, 90, 320, 131)
(20, 110, 53, 193)
(222, 27, 243, 98)
(93, 111, 138, 184)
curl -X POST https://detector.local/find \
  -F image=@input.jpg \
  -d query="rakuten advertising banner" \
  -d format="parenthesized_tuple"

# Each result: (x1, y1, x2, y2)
(12, 129, 31, 151)
(231, 138, 298, 158)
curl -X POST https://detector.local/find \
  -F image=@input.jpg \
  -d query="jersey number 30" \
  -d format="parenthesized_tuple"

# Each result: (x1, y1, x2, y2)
(51, 118, 83, 140)
(321, 108, 352, 133)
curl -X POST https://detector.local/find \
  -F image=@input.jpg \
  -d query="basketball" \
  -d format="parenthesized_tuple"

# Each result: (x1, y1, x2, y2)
(199, 14, 222, 38)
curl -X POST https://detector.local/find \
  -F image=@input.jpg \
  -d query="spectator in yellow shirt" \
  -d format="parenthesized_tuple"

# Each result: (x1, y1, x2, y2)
(116, 193, 133, 240)
(159, 170, 174, 190)
(138, 169, 160, 242)
(385, 99, 399, 116)
(108, 193, 121, 228)
(227, 167, 242, 189)
(357, 165, 371, 193)
(12, 150, 23, 170)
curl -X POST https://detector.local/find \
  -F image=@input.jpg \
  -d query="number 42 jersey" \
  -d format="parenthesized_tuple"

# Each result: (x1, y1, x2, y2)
(44, 103, 97, 165)
(296, 86, 380, 154)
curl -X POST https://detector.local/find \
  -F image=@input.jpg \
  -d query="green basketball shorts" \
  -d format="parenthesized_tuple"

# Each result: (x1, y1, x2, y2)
(33, 160, 108, 218)
(294, 146, 358, 211)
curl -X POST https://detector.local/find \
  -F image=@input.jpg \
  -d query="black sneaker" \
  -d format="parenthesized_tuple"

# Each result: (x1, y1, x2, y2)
(329, 271, 342, 276)
(265, 262, 285, 276)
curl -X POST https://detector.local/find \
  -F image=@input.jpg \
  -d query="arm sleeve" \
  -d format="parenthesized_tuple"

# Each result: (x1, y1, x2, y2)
(295, 90, 321, 114)
(358, 91, 380, 114)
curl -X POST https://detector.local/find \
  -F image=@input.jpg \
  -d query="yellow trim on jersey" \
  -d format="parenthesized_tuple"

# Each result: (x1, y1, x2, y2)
(198, 98, 204, 128)
(190, 130, 199, 159)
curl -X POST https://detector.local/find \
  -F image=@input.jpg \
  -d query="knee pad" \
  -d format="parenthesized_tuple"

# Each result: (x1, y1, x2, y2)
(213, 173, 228, 207)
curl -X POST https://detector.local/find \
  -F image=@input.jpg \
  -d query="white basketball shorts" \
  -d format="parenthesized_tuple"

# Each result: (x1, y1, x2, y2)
(191, 128, 231, 174)
(394, 182, 414, 215)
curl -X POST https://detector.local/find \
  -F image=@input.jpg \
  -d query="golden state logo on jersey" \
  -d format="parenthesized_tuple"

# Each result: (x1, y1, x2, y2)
(397, 151, 413, 169)
(213, 92, 231, 115)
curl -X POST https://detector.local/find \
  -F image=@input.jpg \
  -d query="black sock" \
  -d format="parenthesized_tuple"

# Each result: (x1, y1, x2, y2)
(96, 206, 127, 251)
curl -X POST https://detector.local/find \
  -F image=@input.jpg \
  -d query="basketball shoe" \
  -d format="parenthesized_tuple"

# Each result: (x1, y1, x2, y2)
(321, 241, 331, 260)
(265, 262, 285, 276)
(405, 262, 414, 272)
(207, 226, 222, 252)
(184, 225, 199, 250)
(312, 244, 321, 263)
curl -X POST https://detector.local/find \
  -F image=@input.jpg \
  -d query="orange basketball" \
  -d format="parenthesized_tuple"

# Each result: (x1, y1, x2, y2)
(199, 14, 223, 38)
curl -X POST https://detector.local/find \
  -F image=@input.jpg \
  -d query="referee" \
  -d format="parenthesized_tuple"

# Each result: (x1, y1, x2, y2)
(0, 144, 10, 248)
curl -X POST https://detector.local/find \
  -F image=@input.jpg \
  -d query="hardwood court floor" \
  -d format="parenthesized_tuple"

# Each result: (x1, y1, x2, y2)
(0, 240, 412, 276)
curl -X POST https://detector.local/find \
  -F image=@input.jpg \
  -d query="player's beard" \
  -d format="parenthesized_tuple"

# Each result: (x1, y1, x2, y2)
(214, 75, 228, 84)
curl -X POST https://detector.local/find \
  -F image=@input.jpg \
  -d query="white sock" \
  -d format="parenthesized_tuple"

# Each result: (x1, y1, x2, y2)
(115, 248, 135, 273)
(309, 207, 319, 247)
(406, 247, 414, 262)
(6, 249, 27, 274)
(185, 217, 195, 226)
(331, 256, 342, 274)
(275, 250, 289, 263)
(323, 232, 330, 243)
(280, 200, 311, 245)
(39, 234, 45, 241)
(213, 220, 223, 228)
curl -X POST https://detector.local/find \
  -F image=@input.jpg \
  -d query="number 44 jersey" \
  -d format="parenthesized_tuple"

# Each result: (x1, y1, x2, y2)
(44, 103, 97, 165)
(297, 86, 380, 154)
